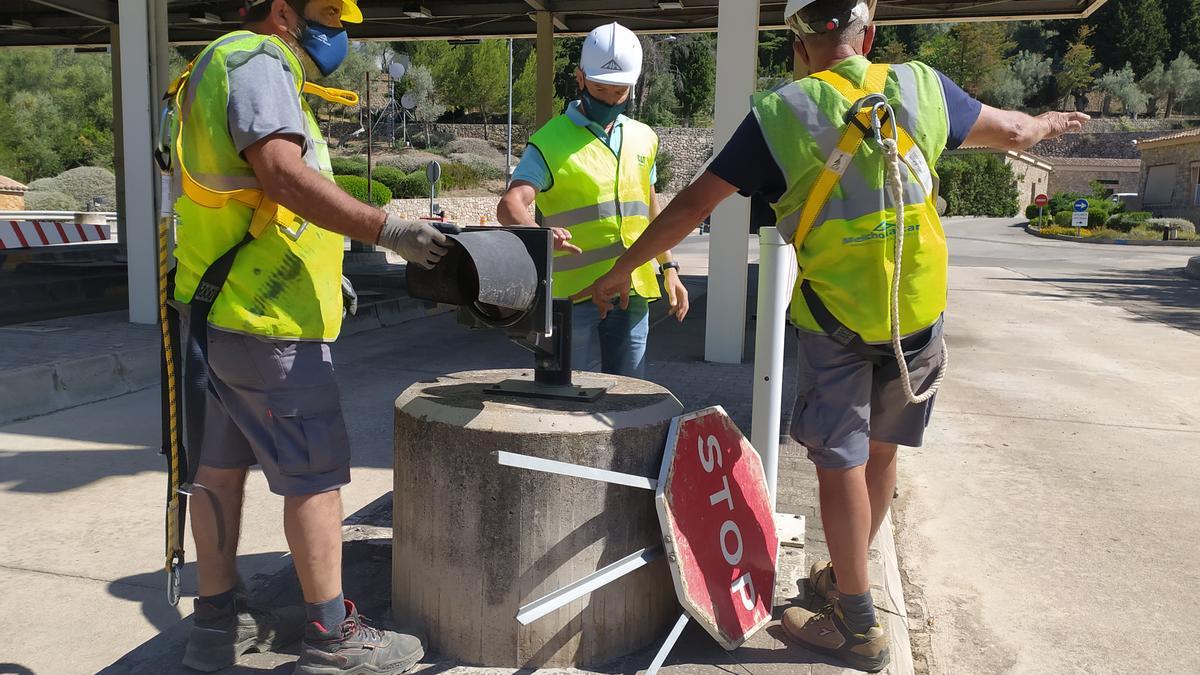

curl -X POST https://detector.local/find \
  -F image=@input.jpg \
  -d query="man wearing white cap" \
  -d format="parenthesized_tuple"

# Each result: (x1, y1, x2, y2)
(497, 21, 689, 378)
(572, 0, 1089, 670)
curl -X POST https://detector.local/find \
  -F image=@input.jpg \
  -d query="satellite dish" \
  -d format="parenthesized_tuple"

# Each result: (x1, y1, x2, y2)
(388, 61, 407, 79)
(401, 92, 417, 110)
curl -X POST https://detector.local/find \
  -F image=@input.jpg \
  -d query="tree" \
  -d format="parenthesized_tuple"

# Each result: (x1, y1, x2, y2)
(919, 23, 1015, 96)
(1056, 26, 1100, 109)
(1096, 63, 1149, 116)
(640, 71, 679, 126)
(437, 41, 509, 139)
(1117, 0, 1171, 76)
(1165, 52, 1200, 116)
(671, 34, 715, 126)
(1140, 61, 1170, 116)
(513, 53, 538, 126)
(401, 65, 446, 146)
(983, 51, 1052, 108)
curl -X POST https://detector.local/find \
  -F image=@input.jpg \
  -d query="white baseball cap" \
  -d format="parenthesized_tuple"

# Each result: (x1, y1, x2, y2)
(580, 22, 643, 87)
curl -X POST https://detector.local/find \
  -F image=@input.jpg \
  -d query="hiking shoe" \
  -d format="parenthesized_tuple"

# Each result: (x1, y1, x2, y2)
(808, 561, 840, 602)
(182, 594, 306, 671)
(294, 600, 424, 675)
(782, 599, 890, 673)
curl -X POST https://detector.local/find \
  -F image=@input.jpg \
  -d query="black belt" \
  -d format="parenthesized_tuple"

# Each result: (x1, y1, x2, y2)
(800, 279, 934, 374)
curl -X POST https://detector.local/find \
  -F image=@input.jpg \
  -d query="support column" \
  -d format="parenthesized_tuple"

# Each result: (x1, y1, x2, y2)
(535, 10, 555, 126)
(705, 2, 759, 363)
(116, 0, 169, 324)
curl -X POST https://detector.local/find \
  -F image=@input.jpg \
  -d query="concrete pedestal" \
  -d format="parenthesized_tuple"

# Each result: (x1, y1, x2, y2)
(392, 369, 682, 668)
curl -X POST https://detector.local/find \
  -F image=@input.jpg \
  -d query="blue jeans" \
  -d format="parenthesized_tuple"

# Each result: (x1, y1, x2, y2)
(571, 295, 650, 378)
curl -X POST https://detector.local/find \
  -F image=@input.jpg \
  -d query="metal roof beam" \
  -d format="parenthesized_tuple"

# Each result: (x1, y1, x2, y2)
(523, 1, 568, 30)
(26, 0, 114, 24)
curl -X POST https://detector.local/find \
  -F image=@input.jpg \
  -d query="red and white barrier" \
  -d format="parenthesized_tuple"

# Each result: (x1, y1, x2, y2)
(0, 220, 111, 250)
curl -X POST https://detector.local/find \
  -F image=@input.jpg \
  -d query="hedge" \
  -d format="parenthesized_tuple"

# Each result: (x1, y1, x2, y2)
(1144, 218, 1197, 237)
(439, 162, 482, 191)
(395, 171, 430, 199)
(330, 157, 368, 177)
(334, 175, 391, 206)
(936, 154, 1019, 217)
(24, 190, 77, 211)
(1106, 210, 1151, 232)
(369, 166, 408, 194)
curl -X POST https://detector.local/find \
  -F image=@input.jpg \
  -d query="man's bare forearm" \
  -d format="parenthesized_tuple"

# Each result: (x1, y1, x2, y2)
(263, 161, 387, 243)
(616, 176, 727, 276)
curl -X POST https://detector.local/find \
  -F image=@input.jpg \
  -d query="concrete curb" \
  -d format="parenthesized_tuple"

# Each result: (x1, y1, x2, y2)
(879, 512, 916, 675)
(1024, 224, 1200, 247)
(1186, 256, 1200, 281)
(0, 348, 159, 425)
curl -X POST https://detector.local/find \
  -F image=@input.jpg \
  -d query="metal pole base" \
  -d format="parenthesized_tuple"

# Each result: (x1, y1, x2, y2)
(486, 378, 609, 402)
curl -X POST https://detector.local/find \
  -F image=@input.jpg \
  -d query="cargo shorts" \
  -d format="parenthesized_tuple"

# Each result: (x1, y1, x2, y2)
(790, 317, 945, 470)
(192, 322, 353, 496)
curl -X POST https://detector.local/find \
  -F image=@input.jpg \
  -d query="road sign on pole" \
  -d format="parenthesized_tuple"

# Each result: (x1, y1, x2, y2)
(656, 406, 778, 651)
(1072, 198, 1089, 232)
(1035, 193, 1049, 208)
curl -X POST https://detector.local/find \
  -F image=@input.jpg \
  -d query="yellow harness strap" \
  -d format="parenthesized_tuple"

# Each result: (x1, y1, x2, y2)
(790, 64, 924, 247)
(166, 72, 358, 240)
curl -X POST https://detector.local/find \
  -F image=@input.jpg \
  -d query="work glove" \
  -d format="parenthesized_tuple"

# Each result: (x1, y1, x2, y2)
(341, 275, 358, 317)
(376, 214, 451, 270)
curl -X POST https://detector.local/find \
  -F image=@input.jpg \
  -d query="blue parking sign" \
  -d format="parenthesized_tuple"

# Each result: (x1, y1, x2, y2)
(1074, 199, 1089, 212)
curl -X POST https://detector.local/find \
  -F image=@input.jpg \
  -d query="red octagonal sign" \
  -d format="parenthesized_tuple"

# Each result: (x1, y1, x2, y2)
(656, 406, 779, 650)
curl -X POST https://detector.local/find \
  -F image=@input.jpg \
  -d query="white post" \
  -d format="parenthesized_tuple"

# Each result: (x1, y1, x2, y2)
(705, 1, 759, 364)
(751, 227, 793, 508)
(506, 37, 514, 186)
(116, 0, 168, 325)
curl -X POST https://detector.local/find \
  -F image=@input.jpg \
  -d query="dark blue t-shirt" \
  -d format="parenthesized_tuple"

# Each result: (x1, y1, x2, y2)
(708, 69, 981, 209)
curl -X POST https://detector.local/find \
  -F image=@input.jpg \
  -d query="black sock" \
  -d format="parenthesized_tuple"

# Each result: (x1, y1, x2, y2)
(306, 593, 347, 631)
(198, 587, 237, 611)
(838, 591, 877, 634)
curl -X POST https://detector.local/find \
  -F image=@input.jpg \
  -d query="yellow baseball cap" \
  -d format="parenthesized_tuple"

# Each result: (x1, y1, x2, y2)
(244, 0, 362, 24)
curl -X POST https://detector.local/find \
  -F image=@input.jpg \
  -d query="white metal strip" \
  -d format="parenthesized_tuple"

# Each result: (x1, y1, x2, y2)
(516, 546, 662, 625)
(647, 613, 691, 675)
(496, 451, 658, 490)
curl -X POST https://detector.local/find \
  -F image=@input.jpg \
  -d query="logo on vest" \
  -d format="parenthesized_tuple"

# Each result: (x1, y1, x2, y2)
(600, 59, 623, 71)
(637, 154, 649, 166)
(842, 220, 920, 246)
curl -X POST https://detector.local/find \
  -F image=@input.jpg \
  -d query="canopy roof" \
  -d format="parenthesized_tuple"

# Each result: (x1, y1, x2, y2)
(0, 1, 1111, 47)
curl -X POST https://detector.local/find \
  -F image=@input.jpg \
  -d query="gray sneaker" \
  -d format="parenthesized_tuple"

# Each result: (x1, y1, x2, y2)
(294, 600, 424, 675)
(182, 594, 306, 671)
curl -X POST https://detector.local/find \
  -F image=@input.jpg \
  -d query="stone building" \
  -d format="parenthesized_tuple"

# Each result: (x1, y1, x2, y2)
(1135, 129, 1200, 223)
(0, 175, 27, 210)
(1044, 157, 1142, 196)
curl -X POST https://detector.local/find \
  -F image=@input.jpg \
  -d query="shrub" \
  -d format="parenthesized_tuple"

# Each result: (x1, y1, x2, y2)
(330, 157, 368, 177)
(1107, 210, 1151, 232)
(52, 166, 117, 210)
(1087, 206, 1111, 228)
(369, 166, 408, 194)
(334, 175, 391, 206)
(1144, 218, 1197, 238)
(1039, 225, 1087, 237)
(1029, 215, 1054, 228)
(1047, 192, 1086, 216)
(26, 177, 60, 193)
(656, 149, 675, 192)
(376, 150, 446, 174)
(392, 172, 430, 199)
(24, 190, 77, 211)
(446, 137, 502, 158)
(1054, 211, 1074, 227)
(1025, 203, 1049, 220)
(1091, 227, 1126, 239)
(448, 152, 507, 179)
(439, 162, 483, 191)
(935, 154, 1019, 217)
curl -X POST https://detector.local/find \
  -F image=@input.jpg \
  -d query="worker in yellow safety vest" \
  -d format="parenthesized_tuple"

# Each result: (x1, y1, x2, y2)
(165, 1, 446, 672)
(573, 0, 1089, 669)
(497, 21, 690, 378)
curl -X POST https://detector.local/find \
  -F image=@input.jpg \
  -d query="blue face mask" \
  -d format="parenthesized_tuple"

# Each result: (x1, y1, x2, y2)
(297, 20, 349, 77)
(581, 87, 628, 127)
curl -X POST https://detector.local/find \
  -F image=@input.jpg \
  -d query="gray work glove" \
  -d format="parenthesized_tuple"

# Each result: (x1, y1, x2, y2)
(376, 214, 450, 270)
(341, 275, 358, 317)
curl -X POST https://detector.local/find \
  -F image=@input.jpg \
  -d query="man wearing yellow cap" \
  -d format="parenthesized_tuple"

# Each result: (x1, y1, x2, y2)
(173, 1, 440, 672)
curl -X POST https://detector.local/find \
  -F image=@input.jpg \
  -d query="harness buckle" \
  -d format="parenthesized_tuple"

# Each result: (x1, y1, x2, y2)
(844, 93, 890, 144)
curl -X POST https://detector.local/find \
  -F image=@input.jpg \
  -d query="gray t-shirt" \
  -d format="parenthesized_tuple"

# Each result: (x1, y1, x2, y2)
(225, 42, 320, 172)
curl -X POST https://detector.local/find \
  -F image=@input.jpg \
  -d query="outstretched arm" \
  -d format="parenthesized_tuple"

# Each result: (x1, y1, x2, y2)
(963, 106, 1090, 152)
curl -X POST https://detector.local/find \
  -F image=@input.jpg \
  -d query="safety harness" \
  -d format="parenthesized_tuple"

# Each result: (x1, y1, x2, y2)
(155, 59, 358, 605)
(793, 63, 947, 405)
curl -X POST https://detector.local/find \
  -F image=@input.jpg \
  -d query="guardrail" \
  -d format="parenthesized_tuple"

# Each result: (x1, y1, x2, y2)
(0, 211, 118, 250)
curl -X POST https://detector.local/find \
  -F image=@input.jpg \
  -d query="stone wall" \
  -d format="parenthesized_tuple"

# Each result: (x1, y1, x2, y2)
(1008, 160, 1051, 211)
(1137, 142, 1200, 222)
(385, 193, 678, 225)
(0, 194, 24, 210)
(1047, 166, 1142, 197)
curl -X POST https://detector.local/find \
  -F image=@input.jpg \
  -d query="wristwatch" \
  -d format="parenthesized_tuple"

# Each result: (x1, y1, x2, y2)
(660, 261, 681, 275)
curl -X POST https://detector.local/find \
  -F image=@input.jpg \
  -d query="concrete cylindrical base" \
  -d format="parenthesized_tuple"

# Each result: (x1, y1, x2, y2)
(393, 369, 682, 668)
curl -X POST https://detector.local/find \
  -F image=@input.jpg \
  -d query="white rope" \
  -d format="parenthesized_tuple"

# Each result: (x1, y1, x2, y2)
(879, 127, 947, 405)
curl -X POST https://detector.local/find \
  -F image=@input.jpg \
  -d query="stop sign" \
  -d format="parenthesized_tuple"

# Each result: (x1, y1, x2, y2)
(655, 406, 779, 650)
(1035, 193, 1049, 207)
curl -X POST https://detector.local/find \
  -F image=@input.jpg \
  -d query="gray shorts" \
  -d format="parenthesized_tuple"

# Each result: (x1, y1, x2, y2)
(198, 326, 352, 496)
(790, 318, 945, 470)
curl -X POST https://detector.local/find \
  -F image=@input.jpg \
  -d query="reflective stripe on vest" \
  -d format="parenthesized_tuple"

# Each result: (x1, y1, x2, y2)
(753, 57, 950, 343)
(172, 31, 346, 341)
(529, 113, 661, 301)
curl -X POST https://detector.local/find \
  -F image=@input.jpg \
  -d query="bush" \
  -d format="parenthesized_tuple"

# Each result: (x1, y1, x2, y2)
(52, 166, 117, 210)
(1047, 192, 1087, 216)
(1029, 215, 1054, 228)
(656, 149, 675, 192)
(376, 150, 446, 174)
(1144, 218, 1197, 238)
(1087, 206, 1111, 228)
(334, 175, 391, 206)
(446, 137, 502, 158)
(1107, 210, 1151, 232)
(1054, 211, 1074, 227)
(439, 162, 483, 191)
(392, 172, 430, 199)
(368, 166, 408, 194)
(935, 154, 1019, 217)
(448, 152, 506, 179)
(1090, 227, 1126, 239)
(26, 177, 60, 193)
(24, 190, 77, 211)
(1039, 225, 1087, 237)
(330, 157, 368, 177)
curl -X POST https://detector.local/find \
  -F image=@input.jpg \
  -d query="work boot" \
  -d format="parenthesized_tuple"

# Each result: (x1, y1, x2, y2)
(808, 561, 840, 602)
(182, 593, 306, 671)
(782, 599, 890, 673)
(294, 600, 424, 675)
